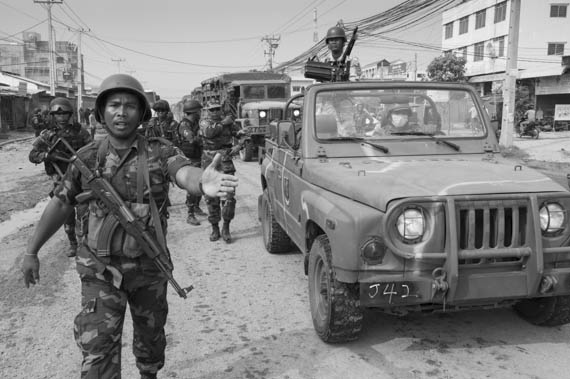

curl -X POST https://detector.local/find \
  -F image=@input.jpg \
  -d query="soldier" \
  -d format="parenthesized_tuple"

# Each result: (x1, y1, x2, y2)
(177, 99, 207, 225)
(145, 99, 179, 143)
(29, 97, 92, 257)
(22, 74, 238, 379)
(30, 107, 46, 137)
(200, 101, 244, 243)
(222, 86, 238, 121)
(324, 25, 361, 80)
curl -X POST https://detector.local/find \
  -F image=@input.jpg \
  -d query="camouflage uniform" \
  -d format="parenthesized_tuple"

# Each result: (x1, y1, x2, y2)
(145, 116, 178, 142)
(54, 135, 193, 378)
(29, 121, 92, 253)
(31, 110, 46, 137)
(200, 105, 243, 242)
(177, 114, 204, 224)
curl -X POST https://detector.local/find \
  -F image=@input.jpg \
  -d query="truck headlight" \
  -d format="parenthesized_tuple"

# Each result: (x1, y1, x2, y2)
(396, 207, 425, 243)
(259, 110, 267, 119)
(293, 109, 300, 117)
(539, 202, 566, 234)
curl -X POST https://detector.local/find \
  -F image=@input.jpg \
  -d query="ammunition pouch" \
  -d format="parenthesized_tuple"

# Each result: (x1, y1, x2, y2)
(304, 60, 335, 82)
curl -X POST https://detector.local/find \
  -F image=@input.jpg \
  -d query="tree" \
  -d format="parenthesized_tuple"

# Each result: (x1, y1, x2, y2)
(426, 53, 467, 82)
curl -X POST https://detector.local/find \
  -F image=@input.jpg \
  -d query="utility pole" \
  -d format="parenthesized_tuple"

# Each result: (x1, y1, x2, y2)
(499, 0, 521, 147)
(76, 28, 89, 123)
(261, 35, 280, 71)
(313, 8, 318, 42)
(111, 58, 125, 73)
(34, 0, 62, 96)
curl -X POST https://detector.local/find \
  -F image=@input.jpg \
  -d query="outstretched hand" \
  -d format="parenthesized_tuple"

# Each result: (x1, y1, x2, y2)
(201, 153, 238, 198)
(22, 255, 40, 288)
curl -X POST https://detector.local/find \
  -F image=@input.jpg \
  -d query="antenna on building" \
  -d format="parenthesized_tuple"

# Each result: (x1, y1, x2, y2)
(313, 8, 318, 42)
(111, 58, 126, 73)
(34, 0, 62, 95)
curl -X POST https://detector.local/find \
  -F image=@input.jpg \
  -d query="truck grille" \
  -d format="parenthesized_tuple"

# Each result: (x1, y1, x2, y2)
(456, 199, 529, 263)
(268, 109, 282, 121)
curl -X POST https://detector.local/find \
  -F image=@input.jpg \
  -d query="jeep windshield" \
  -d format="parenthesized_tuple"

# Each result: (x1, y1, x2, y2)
(314, 87, 487, 140)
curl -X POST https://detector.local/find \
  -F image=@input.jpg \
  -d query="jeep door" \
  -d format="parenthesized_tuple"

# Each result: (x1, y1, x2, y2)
(280, 125, 304, 245)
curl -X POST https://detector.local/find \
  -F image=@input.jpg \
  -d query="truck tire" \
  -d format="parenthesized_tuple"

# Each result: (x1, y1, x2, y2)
(260, 189, 293, 253)
(239, 141, 255, 162)
(308, 235, 363, 343)
(514, 295, 570, 326)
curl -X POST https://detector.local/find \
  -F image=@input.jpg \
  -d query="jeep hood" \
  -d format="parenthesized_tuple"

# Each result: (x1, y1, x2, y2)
(305, 158, 566, 211)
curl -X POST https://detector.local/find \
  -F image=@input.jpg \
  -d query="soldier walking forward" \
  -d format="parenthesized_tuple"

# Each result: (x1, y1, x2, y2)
(145, 99, 179, 143)
(176, 99, 207, 225)
(29, 97, 92, 257)
(21, 74, 238, 379)
(200, 101, 244, 243)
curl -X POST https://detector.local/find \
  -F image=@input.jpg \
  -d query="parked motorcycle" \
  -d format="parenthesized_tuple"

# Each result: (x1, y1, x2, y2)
(516, 119, 540, 139)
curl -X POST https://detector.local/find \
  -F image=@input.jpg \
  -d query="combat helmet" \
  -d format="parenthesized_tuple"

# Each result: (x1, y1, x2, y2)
(94, 74, 152, 123)
(325, 26, 346, 43)
(183, 99, 203, 114)
(49, 97, 74, 114)
(152, 99, 171, 112)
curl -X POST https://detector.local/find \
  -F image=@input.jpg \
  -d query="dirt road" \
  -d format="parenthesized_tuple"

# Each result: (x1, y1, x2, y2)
(2, 132, 570, 379)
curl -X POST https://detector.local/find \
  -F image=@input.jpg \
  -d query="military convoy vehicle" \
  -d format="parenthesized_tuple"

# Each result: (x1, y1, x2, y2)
(200, 72, 300, 161)
(258, 80, 570, 343)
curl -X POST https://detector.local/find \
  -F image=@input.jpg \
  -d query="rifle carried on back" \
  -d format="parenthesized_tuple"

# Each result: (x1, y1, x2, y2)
(50, 137, 194, 299)
(304, 26, 358, 83)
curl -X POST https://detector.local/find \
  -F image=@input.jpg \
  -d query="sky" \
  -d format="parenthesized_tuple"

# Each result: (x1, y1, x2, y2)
(0, 0, 449, 104)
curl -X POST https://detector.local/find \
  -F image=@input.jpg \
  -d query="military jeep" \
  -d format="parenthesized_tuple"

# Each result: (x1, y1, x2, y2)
(258, 81, 570, 343)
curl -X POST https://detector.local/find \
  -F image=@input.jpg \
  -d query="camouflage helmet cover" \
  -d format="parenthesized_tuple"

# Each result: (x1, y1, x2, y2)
(325, 26, 346, 43)
(94, 74, 152, 123)
(152, 99, 171, 112)
(49, 97, 74, 114)
(183, 99, 203, 113)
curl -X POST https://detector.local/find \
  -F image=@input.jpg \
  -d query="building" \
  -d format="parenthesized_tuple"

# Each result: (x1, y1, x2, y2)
(0, 32, 78, 92)
(442, 0, 570, 124)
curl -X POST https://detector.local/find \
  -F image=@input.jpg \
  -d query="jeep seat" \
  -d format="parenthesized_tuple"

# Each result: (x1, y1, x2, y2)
(316, 114, 338, 139)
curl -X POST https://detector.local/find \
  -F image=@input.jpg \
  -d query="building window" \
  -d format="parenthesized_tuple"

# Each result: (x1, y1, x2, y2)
(494, 36, 505, 57)
(495, 1, 507, 23)
(548, 42, 565, 55)
(475, 9, 486, 29)
(474, 42, 484, 61)
(444, 22, 453, 39)
(459, 16, 469, 34)
(551, 4, 568, 17)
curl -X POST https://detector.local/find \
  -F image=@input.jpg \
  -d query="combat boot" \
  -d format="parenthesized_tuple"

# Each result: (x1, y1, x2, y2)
(140, 373, 157, 379)
(210, 224, 220, 241)
(186, 211, 200, 226)
(221, 221, 232, 243)
(194, 205, 207, 217)
(67, 242, 78, 258)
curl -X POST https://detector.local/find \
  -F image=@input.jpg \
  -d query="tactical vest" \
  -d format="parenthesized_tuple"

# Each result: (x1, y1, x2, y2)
(177, 118, 202, 159)
(200, 117, 233, 150)
(44, 122, 90, 176)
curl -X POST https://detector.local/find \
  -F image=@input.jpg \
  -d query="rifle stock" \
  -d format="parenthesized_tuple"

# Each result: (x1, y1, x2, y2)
(54, 137, 193, 299)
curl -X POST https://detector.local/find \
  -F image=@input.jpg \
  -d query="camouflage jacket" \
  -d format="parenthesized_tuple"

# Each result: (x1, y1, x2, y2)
(145, 117, 179, 143)
(177, 116, 202, 159)
(200, 116, 242, 151)
(29, 122, 92, 177)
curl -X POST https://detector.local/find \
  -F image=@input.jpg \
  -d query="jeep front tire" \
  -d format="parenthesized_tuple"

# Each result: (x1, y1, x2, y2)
(515, 295, 570, 326)
(308, 235, 363, 343)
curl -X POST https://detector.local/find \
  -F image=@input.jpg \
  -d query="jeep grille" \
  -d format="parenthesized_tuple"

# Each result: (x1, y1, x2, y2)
(457, 199, 529, 263)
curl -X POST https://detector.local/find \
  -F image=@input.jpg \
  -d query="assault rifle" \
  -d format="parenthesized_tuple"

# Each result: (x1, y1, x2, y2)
(50, 137, 194, 299)
(304, 26, 358, 83)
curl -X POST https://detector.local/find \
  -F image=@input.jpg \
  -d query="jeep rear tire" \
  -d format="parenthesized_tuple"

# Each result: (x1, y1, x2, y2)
(260, 189, 293, 253)
(308, 235, 363, 343)
(514, 295, 570, 326)
(240, 141, 255, 162)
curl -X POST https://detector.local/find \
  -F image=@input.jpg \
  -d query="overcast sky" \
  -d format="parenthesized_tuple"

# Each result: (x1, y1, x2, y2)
(0, 0, 444, 103)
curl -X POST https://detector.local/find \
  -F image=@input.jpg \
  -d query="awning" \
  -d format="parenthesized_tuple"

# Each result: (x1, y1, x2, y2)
(468, 72, 506, 83)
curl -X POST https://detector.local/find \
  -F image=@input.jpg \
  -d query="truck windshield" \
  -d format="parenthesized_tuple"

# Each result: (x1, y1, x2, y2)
(267, 85, 288, 99)
(314, 87, 487, 140)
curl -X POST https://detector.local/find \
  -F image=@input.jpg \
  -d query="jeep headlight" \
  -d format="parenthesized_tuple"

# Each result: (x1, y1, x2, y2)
(259, 110, 267, 119)
(293, 109, 300, 117)
(396, 207, 425, 243)
(539, 202, 566, 234)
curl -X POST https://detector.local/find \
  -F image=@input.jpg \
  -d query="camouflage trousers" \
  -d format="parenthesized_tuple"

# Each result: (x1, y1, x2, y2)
(185, 159, 202, 213)
(201, 149, 236, 224)
(74, 255, 168, 379)
(49, 180, 78, 245)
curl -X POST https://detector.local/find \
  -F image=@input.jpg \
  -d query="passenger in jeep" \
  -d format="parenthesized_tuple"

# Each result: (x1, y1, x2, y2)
(369, 105, 420, 136)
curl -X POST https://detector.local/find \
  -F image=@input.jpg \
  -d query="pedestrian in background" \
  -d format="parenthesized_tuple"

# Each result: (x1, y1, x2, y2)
(28, 97, 92, 257)
(22, 74, 238, 379)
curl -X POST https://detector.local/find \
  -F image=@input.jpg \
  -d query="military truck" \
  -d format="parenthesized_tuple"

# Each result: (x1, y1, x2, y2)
(200, 72, 300, 161)
(259, 80, 570, 343)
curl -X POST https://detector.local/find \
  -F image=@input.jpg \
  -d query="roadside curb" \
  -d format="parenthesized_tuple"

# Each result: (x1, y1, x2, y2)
(0, 136, 34, 147)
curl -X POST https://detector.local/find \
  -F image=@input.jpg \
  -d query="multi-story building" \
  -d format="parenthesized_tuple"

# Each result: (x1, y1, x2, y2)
(442, 0, 570, 123)
(0, 32, 78, 91)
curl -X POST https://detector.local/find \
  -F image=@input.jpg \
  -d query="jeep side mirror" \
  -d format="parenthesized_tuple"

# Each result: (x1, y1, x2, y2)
(285, 122, 298, 149)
